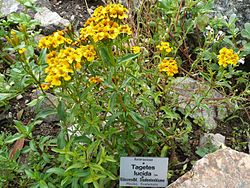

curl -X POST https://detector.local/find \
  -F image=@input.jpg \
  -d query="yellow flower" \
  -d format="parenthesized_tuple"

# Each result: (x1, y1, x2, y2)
(156, 42, 172, 53)
(89, 76, 103, 84)
(119, 25, 132, 35)
(11, 30, 16, 35)
(40, 83, 50, 90)
(217, 47, 239, 67)
(131, 46, 140, 54)
(38, 31, 68, 49)
(78, 4, 131, 42)
(18, 48, 26, 54)
(158, 59, 178, 77)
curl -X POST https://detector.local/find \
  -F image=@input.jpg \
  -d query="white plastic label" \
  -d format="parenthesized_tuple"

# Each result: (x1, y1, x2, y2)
(119, 157, 168, 187)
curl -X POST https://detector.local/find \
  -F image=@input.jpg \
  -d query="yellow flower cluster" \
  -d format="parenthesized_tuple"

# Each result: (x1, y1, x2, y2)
(158, 59, 178, 77)
(18, 48, 26, 54)
(131, 46, 140, 54)
(156, 42, 172, 53)
(79, 4, 132, 42)
(217, 47, 239, 67)
(43, 45, 96, 88)
(38, 31, 72, 49)
(89, 76, 103, 84)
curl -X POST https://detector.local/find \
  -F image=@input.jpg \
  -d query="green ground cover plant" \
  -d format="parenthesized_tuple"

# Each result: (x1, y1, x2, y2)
(0, 0, 249, 187)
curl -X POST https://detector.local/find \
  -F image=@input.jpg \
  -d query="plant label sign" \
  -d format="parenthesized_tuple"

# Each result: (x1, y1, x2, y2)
(119, 157, 168, 187)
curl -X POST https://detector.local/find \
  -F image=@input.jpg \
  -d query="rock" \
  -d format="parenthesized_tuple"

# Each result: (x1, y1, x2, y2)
(170, 77, 230, 130)
(34, 7, 69, 27)
(200, 133, 226, 148)
(214, 0, 250, 26)
(30, 90, 59, 123)
(168, 148, 250, 188)
(0, 0, 21, 17)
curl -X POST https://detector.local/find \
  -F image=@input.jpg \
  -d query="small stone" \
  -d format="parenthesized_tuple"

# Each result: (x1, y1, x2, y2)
(70, 15, 75, 21)
(16, 94, 23, 100)
(200, 133, 226, 148)
(34, 34, 45, 42)
(34, 7, 70, 27)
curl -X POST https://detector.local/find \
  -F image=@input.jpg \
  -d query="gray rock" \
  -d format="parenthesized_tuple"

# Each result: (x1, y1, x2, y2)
(34, 7, 69, 27)
(214, 0, 250, 26)
(168, 148, 250, 188)
(0, 0, 21, 17)
(30, 90, 59, 123)
(200, 133, 226, 148)
(170, 77, 230, 130)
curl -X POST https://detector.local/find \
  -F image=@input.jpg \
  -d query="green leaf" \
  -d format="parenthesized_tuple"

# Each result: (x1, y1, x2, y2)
(228, 14, 237, 26)
(57, 130, 66, 149)
(0, 92, 17, 102)
(26, 98, 39, 107)
(103, 170, 117, 180)
(24, 169, 35, 179)
(5, 133, 24, 144)
(35, 109, 56, 120)
(98, 46, 115, 66)
(73, 135, 92, 145)
(118, 53, 140, 64)
(121, 77, 134, 89)
(73, 170, 90, 178)
(72, 178, 79, 188)
(14, 120, 27, 135)
(129, 111, 148, 127)
(66, 163, 84, 172)
(46, 167, 65, 176)
(160, 106, 180, 121)
(39, 180, 48, 188)
(57, 100, 66, 121)
(93, 181, 99, 188)
(61, 176, 71, 187)
(105, 156, 116, 163)
(107, 92, 117, 113)
(196, 15, 209, 30)
(89, 164, 104, 172)
(160, 145, 170, 157)
(244, 42, 250, 51)
(38, 48, 47, 65)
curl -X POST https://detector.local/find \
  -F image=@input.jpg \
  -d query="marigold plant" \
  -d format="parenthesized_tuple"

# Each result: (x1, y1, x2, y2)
(217, 47, 239, 67)
(131, 46, 141, 54)
(156, 41, 172, 53)
(158, 59, 179, 77)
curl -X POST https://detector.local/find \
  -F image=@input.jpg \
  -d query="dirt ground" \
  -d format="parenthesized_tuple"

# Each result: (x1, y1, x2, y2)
(49, 0, 103, 27)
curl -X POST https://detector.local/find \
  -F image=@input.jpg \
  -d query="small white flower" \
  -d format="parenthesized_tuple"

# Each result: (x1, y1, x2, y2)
(205, 25, 213, 31)
(218, 30, 224, 35)
(223, 16, 228, 20)
(205, 25, 214, 36)
(238, 58, 245, 65)
(215, 30, 225, 40)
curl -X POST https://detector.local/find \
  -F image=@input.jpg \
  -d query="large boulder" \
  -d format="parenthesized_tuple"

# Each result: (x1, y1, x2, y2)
(168, 148, 250, 188)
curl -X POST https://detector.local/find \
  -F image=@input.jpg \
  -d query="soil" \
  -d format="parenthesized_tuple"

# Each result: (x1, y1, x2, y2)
(49, 0, 103, 27)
